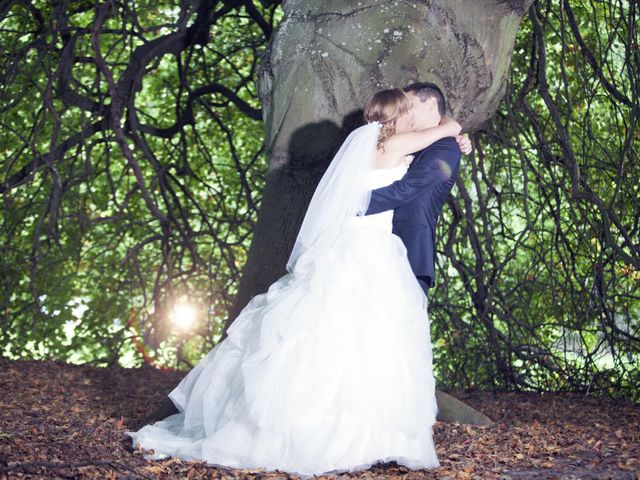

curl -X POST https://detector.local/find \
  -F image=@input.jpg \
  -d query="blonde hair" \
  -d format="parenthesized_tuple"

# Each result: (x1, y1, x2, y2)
(363, 88, 411, 151)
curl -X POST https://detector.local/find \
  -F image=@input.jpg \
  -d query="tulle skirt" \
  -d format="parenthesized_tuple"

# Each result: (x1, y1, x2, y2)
(125, 222, 439, 477)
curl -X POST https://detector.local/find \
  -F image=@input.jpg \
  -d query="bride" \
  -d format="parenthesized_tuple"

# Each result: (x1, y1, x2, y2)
(126, 88, 462, 477)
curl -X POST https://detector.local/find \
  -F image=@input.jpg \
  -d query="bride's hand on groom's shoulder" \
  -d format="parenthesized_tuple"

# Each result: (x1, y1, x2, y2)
(455, 134, 472, 155)
(438, 117, 470, 154)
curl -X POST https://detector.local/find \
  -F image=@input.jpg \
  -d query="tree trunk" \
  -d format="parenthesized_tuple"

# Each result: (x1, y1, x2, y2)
(219, 0, 533, 425)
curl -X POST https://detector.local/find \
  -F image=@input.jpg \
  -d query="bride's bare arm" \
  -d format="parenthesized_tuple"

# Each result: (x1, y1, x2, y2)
(384, 117, 462, 157)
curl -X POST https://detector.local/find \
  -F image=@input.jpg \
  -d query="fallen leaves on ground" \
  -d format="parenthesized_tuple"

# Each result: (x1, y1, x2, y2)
(0, 357, 638, 479)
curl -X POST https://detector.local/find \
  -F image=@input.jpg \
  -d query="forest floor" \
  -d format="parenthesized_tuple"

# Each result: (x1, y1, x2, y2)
(0, 357, 638, 480)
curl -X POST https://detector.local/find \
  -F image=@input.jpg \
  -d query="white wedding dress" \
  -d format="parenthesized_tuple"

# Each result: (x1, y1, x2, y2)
(125, 163, 440, 477)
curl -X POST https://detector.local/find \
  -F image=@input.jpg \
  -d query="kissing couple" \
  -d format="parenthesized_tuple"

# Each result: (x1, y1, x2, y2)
(127, 82, 472, 477)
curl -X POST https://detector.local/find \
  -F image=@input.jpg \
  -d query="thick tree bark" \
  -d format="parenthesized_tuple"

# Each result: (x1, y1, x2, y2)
(218, 0, 534, 425)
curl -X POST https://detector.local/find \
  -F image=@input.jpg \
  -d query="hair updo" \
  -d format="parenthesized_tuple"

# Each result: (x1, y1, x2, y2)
(363, 88, 412, 151)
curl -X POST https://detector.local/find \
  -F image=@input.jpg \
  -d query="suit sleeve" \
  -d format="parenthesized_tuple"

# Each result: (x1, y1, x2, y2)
(365, 141, 460, 215)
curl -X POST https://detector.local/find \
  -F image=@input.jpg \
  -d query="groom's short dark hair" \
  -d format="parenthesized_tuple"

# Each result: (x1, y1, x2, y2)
(403, 82, 446, 116)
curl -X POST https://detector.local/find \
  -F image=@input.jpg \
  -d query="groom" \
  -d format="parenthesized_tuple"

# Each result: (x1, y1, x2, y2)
(365, 82, 467, 294)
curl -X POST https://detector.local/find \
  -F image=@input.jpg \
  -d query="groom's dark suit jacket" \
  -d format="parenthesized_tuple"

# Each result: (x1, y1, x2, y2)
(365, 136, 462, 289)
